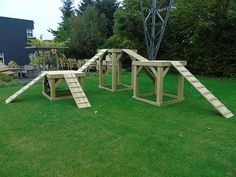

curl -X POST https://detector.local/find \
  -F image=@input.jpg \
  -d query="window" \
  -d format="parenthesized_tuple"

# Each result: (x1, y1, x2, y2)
(26, 28, 34, 38)
(0, 52, 5, 64)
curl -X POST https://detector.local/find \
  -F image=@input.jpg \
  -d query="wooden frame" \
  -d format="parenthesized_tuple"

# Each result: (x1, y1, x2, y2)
(98, 49, 135, 92)
(132, 61, 187, 106)
(42, 71, 85, 101)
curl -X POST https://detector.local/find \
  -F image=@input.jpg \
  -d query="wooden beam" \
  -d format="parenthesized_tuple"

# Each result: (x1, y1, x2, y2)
(156, 67, 164, 104)
(137, 66, 143, 75)
(178, 73, 184, 99)
(133, 65, 138, 97)
(98, 57, 104, 87)
(117, 60, 122, 84)
(162, 67, 170, 79)
(111, 52, 117, 92)
(49, 78, 56, 100)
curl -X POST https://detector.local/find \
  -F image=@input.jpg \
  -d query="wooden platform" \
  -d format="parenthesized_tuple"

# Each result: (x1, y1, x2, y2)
(5, 70, 91, 109)
(132, 61, 186, 106)
(42, 70, 85, 101)
(131, 60, 233, 119)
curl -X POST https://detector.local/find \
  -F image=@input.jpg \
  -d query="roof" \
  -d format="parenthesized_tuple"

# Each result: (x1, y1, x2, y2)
(25, 46, 68, 50)
(0, 16, 34, 23)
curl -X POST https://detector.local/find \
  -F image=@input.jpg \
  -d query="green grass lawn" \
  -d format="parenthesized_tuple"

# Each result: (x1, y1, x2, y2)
(0, 73, 236, 177)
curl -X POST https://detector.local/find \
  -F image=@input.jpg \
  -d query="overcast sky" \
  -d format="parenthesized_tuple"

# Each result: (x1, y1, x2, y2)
(0, 0, 81, 40)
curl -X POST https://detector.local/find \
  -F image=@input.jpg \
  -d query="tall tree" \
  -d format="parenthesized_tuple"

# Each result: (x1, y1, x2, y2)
(70, 6, 108, 58)
(160, 0, 236, 76)
(104, 0, 146, 55)
(76, 0, 95, 15)
(50, 0, 75, 42)
(60, 0, 75, 19)
(95, 0, 120, 36)
(76, 0, 119, 36)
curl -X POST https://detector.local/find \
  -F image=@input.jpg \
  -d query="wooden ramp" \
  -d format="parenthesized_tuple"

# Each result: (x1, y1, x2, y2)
(77, 49, 107, 72)
(122, 49, 147, 61)
(122, 49, 157, 80)
(64, 73, 91, 108)
(171, 61, 234, 119)
(5, 73, 46, 104)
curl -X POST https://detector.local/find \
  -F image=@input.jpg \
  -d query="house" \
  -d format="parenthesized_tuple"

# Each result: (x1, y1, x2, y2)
(0, 16, 34, 65)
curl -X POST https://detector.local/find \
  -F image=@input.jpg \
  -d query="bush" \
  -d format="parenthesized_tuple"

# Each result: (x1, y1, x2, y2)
(0, 74, 14, 83)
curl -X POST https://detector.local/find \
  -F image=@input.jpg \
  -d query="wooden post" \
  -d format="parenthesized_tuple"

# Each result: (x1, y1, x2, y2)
(49, 78, 56, 100)
(131, 63, 135, 89)
(43, 77, 46, 94)
(111, 52, 117, 92)
(133, 65, 138, 97)
(99, 57, 104, 87)
(117, 60, 122, 85)
(178, 73, 184, 99)
(79, 77, 84, 89)
(156, 67, 163, 105)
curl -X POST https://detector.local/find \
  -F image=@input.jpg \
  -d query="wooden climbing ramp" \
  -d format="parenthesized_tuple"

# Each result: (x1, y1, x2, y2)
(122, 49, 148, 61)
(77, 49, 107, 72)
(171, 61, 233, 119)
(122, 49, 157, 79)
(5, 72, 47, 104)
(64, 73, 91, 108)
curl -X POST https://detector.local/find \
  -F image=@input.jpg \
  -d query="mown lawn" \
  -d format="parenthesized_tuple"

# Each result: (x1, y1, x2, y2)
(0, 73, 235, 177)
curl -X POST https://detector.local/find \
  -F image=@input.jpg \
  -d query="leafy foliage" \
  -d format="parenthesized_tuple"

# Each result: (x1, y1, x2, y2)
(76, 0, 119, 37)
(60, 0, 75, 19)
(76, 0, 95, 15)
(29, 39, 66, 47)
(52, 0, 75, 42)
(0, 73, 14, 83)
(95, 0, 120, 36)
(107, 0, 236, 77)
(104, 0, 147, 55)
(28, 39, 66, 70)
(69, 6, 108, 58)
(159, 0, 236, 76)
(51, 0, 236, 76)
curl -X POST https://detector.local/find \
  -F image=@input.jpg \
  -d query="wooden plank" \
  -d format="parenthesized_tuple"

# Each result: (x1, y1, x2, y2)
(156, 67, 164, 104)
(133, 65, 138, 97)
(117, 60, 122, 84)
(77, 49, 107, 72)
(132, 60, 187, 67)
(98, 58, 104, 87)
(178, 74, 184, 99)
(111, 52, 117, 92)
(5, 73, 46, 104)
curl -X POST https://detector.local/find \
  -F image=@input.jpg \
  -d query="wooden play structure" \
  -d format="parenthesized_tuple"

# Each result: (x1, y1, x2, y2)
(133, 60, 186, 106)
(5, 49, 233, 118)
(5, 70, 91, 109)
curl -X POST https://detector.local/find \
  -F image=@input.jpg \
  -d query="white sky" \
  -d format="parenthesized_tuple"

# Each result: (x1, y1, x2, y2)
(0, 0, 81, 40)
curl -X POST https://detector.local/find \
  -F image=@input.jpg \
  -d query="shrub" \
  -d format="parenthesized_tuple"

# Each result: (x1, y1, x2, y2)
(0, 74, 14, 82)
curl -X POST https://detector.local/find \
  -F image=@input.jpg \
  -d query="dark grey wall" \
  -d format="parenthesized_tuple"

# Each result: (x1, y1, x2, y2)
(0, 16, 34, 65)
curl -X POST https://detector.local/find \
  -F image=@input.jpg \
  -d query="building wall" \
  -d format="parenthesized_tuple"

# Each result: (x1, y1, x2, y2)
(0, 16, 34, 65)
